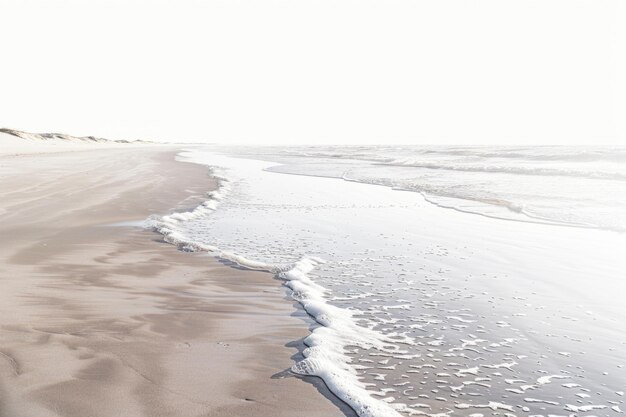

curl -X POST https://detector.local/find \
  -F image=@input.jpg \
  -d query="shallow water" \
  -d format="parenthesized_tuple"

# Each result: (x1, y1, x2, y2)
(157, 147, 626, 417)
(219, 145, 626, 232)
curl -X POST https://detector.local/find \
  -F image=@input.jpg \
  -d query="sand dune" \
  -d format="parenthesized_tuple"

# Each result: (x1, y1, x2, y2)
(0, 128, 152, 156)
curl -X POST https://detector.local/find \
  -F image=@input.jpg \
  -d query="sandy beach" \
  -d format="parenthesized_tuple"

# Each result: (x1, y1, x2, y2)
(2, 134, 624, 417)
(3, 1, 624, 414)
(0, 146, 347, 417)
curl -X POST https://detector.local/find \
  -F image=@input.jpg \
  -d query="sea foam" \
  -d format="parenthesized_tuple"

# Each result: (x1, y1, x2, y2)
(149, 152, 408, 417)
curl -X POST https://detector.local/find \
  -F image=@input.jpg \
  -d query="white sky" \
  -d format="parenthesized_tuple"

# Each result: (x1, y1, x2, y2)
(1, 0, 625, 145)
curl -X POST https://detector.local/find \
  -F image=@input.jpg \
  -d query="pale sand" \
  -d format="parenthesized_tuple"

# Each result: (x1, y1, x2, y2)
(0, 147, 349, 417)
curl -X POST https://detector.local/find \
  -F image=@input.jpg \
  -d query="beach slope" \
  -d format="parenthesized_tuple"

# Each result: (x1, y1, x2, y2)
(0, 145, 344, 417)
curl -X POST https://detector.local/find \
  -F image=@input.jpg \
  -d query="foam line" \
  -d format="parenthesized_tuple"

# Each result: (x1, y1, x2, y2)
(148, 154, 409, 417)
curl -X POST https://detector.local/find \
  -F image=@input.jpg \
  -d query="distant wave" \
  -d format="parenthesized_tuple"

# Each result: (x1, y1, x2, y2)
(281, 146, 626, 164)
(411, 190, 622, 231)
(276, 147, 626, 181)
(265, 162, 625, 233)
(372, 160, 626, 181)
(418, 147, 626, 163)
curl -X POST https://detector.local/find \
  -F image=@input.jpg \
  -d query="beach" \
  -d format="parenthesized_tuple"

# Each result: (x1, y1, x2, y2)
(1, 138, 624, 417)
(0, 145, 346, 417)
(2, 0, 623, 414)
(156, 147, 626, 417)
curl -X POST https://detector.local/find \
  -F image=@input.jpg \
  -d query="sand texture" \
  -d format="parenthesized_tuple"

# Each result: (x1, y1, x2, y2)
(0, 147, 346, 417)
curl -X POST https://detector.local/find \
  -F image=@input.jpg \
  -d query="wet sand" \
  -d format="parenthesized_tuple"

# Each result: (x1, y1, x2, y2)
(0, 147, 348, 417)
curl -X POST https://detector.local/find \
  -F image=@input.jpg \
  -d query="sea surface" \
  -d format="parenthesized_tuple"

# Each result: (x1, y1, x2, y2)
(154, 146, 626, 417)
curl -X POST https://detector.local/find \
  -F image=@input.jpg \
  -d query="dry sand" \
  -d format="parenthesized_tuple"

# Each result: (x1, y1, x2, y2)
(0, 147, 349, 417)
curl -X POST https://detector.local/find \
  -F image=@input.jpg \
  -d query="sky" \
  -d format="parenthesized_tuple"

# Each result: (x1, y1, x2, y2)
(1, 0, 625, 145)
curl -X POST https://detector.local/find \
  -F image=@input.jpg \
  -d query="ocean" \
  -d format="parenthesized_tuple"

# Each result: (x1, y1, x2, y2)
(153, 146, 626, 417)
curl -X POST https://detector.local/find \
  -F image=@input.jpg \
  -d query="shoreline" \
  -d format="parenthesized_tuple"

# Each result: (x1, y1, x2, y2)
(161, 149, 626, 417)
(0, 146, 348, 417)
